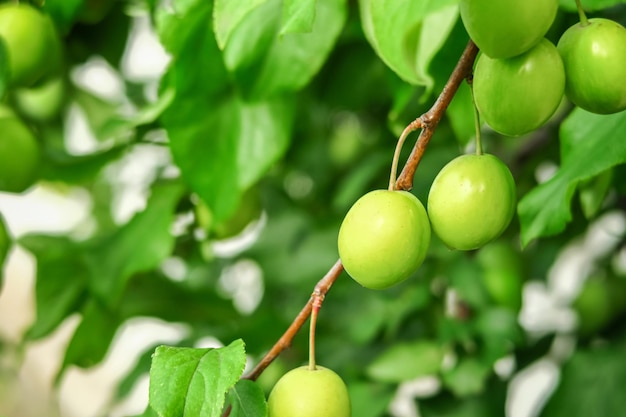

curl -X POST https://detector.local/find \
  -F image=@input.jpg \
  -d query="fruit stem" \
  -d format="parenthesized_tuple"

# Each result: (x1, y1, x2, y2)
(308, 291, 324, 371)
(575, 0, 589, 26)
(388, 119, 423, 190)
(469, 80, 483, 156)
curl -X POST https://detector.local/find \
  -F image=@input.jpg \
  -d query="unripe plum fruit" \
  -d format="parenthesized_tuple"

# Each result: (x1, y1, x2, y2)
(427, 154, 516, 251)
(0, 4, 62, 87)
(338, 189, 430, 289)
(459, 0, 558, 59)
(473, 38, 565, 137)
(557, 18, 626, 114)
(268, 366, 351, 417)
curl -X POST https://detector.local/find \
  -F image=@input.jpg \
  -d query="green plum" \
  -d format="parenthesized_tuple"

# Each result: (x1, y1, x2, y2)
(427, 154, 516, 251)
(338, 189, 430, 289)
(460, 0, 558, 59)
(557, 18, 626, 114)
(0, 107, 41, 193)
(473, 38, 565, 136)
(0, 4, 62, 87)
(476, 241, 524, 310)
(268, 366, 351, 417)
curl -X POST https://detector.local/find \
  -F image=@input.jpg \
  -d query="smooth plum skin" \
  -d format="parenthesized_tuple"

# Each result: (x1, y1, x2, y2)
(268, 366, 351, 417)
(338, 190, 430, 290)
(427, 154, 516, 251)
(0, 4, 61, 86)
(460, 0, 558, 59)
(473, 39, 565, 137)
(557, 18, 626, 114)
(0, 109, 41, 193)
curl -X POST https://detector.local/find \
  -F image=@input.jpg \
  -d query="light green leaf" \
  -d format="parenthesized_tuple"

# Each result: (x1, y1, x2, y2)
(86, 181, 184, 304)
(149, 339, 247, 417)
(165, 96, 294, 223)
(223, 0, 347, 99)
(442, 358, 491, 397)
(227, 380, 268, 417)
(214, 0, 268, 49)
(281, 0, 316, 34)
(518, 109, 626, 246)
(359, 0, 459, 87)
(367, 341, 444, 382)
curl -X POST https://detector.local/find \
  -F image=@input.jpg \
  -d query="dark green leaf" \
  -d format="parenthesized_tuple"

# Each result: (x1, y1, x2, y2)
(227, 379, 268, 417)
(0, 40, 9, 100)
(281, 0, 316, 34)
(149, 339, 246, 417)
(349, 382, 395, 417)
(19, 235, 89, 340)
(518, 109, 626, 246)
(367, 341, 444, 382)
(43, 0, 84, 31)
(63, 298, 120, 368)
(86, 181, 184, 304)
(541, 342, 626, 416)
(559, 0, 626, 11)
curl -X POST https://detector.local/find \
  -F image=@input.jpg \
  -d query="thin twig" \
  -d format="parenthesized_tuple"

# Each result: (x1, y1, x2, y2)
(395, 40, 479, 191)
(244, 259, 344, 380)
(242, 40, 479, 382)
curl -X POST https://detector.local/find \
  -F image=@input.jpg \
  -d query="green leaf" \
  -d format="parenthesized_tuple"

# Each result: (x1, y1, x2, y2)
(281, 0, 316, 34)
(518, 109, 626, 247)
(579, 169, 612, 219)
(442, 358, 491, 397)
(213, 0, 268, 49)
(367, 341, 444, 382)
(149, 339, 247, 417)
(359, 0, 459, 87)
(43, 0, 84, 32)
(541, 343, 626, 416)
(223, 0, 347, 99)
(86, 181, 184, 304)
(63, 298, 121, 368)
(227, 379, 268, 417)
(164, 96, 294, 223)
(19, 235, 88, 340)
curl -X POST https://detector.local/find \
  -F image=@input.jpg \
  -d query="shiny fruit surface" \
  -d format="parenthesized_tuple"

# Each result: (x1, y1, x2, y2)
(338, 189, 430, 289)
(459, 0, 558, 59)
(473, 39, 565, 136)
(427, 154, 516, 251)
(557, 18, 626, 114)
(0, 4, 61, 87)
(268, 366, 351, 417)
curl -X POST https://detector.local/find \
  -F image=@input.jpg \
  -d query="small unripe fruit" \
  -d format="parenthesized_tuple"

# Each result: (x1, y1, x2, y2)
(268, 366, 351, 417)
(338, 189, 430, 289)
(427, 154, 516, 251)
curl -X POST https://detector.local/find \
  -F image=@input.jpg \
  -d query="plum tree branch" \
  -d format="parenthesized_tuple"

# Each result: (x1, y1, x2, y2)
(242, 40, 478, 382)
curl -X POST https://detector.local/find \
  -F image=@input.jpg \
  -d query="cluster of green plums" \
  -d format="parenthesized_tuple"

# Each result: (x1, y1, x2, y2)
(337, 152, 516, 290)
(462, 0, 626, 137)
(0, 3, 67, 194)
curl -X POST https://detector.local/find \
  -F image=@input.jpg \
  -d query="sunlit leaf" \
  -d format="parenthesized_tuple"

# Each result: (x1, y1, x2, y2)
(518, 109, 626, 246)
(149, 339, 247, 417)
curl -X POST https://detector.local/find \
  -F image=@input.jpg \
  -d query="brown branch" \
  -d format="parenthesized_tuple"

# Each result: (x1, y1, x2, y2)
(396, 40, 479, 191)
(243, 259, 344, 380)
(242, 40, 479, 382)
